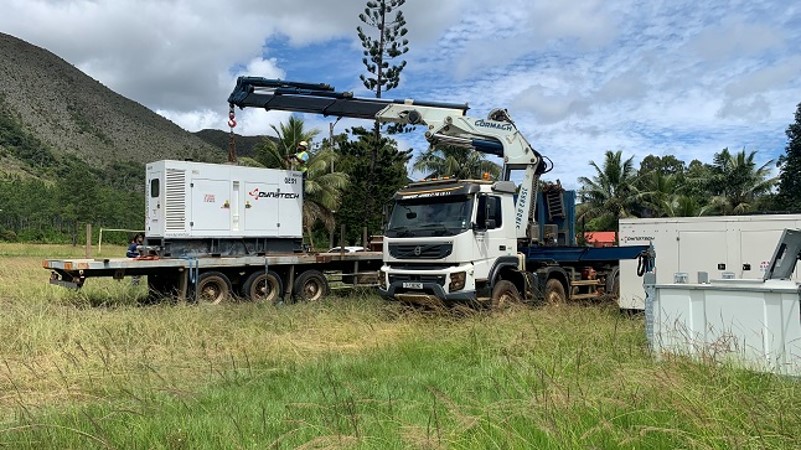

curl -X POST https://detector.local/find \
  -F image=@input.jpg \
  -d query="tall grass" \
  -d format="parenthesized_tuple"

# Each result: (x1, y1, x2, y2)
(1, 244, 800, 448)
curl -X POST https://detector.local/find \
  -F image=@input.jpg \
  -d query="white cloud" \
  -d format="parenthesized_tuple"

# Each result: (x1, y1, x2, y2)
(689, 17, 785, 62)
(0, 0, 799, 191)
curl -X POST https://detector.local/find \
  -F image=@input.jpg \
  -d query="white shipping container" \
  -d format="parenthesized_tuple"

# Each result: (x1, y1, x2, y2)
(146, 160, 303, 239)
(619, 215, 801, 310)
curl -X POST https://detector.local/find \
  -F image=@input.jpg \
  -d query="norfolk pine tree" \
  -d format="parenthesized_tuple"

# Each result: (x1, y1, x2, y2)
(356, 0, 410, 233)
(777, 102, 801, 212)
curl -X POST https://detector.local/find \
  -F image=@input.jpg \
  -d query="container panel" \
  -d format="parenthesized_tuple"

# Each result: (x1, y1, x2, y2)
(190, 178, 231, 233)
(243, 181, 280, 234)
(650, 279, 801, 375)
(678, 231, 728, 276)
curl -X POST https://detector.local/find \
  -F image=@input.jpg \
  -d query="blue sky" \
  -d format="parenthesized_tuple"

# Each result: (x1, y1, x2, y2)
(1, 0, 799, 187)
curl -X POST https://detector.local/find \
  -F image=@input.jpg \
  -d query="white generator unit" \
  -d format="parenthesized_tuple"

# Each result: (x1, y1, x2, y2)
(645, 229, 801, 375)
(619, 215, 801, 310)
(145, 160, 303, 256)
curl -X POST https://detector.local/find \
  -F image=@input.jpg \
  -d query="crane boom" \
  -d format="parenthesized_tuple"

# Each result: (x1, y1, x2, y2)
(228, 76, 469, 122)
(227, 76, 550, 241)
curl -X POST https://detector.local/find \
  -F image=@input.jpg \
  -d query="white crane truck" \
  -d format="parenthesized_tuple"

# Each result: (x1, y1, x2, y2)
(226, 77, 654, 307)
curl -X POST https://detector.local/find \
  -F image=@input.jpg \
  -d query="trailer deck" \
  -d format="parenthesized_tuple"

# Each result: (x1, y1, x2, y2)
(45, 251, 383, 302)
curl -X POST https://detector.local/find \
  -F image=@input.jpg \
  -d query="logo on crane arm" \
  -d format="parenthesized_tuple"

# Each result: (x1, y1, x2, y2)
(474, 119, 514, 132)
(515, 186, 529, 230)
(248, 187, 300, 200)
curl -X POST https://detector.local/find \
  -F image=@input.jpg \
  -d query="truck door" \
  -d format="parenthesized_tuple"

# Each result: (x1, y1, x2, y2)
(473, 194, 507, 281)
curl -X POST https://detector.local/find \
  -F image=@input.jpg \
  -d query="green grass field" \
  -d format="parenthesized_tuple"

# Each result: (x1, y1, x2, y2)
(1, 243, 800, 449)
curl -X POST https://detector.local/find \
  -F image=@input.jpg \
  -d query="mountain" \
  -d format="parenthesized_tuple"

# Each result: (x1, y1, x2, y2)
(0, 32, 223, 180)
(193, 129, 269, 159)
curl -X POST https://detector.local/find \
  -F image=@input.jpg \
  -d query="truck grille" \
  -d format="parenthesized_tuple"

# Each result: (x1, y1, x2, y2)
(389, 274, 446, 287)
(165, 169, 186, 232)
(388, 243, 453, 259)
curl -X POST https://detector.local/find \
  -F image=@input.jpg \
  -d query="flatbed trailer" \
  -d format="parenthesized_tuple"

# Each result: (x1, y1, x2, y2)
(44, 251, 383, 304)
(521, 244, 653, 303)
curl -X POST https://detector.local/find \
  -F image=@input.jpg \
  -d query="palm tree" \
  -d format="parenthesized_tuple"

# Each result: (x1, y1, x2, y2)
(577, 150, 641, 229)
(252, 116, 348, 249)
(661, 194, 708, 217)
(413, 146, 501, 179)
(637, 170, 677, 217)
(705, 148, 776, 215)
(254, 116, 318, 169)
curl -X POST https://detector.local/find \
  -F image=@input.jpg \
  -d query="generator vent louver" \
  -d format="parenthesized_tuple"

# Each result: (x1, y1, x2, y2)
(165, 169, 187, 232)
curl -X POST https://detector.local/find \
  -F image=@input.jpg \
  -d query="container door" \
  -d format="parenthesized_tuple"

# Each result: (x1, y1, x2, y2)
(190, 178, 231, 234)
(243, 182, 280, 235)
(740, 229, 793, 279)
(678, 231, 728, 280)
(146, 170, 161, 236)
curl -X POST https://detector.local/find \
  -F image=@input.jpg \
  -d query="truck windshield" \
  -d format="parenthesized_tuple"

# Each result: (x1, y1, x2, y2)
(386, 195, 473, 237)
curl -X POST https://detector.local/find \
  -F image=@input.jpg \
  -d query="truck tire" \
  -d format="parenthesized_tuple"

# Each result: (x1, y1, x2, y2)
(293, 270, 329, 302)
(194, 271, 232, 305)
(242, 270, 283, 304)
(545, 278, 567, 305)
(491, 280, 522, 309)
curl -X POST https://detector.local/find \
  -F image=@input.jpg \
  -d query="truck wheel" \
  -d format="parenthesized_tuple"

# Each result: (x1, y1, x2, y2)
(293, 270, 329, 302)
(491, 280, 522, 309)
(242, 270, 283, 304)
(195, 271, 232, 305)
(545, 279, 567, 305)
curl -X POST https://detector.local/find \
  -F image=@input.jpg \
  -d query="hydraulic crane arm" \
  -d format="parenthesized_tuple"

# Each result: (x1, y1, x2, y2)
(227, 76, 551, 241)
(228, 76, 469, 123)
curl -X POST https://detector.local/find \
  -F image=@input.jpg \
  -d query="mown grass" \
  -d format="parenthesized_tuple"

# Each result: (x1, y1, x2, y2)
(1, 243, 801, 448)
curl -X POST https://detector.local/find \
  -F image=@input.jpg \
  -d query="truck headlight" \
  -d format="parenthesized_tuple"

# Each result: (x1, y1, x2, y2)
(449, 271, 466, 292)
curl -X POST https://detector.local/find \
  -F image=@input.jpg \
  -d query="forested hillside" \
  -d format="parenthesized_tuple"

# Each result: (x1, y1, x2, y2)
(0, 32, 226, 243)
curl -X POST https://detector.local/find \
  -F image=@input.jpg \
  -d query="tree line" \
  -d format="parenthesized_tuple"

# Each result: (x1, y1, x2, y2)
(578, 103, 801, 231)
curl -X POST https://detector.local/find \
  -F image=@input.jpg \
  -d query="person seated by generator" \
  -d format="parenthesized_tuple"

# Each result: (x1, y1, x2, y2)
(127, 233, 144, 258)
(126, 233, 144, 285)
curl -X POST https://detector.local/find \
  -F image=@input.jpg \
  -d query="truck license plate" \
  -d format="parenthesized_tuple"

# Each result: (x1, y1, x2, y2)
(403, 282, 423, 290)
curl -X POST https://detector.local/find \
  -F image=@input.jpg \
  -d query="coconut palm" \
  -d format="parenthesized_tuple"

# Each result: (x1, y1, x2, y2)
(705, 148, 776, 215)
(661, 194, 708, 217)
(577, 150, 641, 229)
(413, 146, 501, 179)
(252, 116, 348, 249)
(636, 170, 677, 217)
(254, 116, 319, 169)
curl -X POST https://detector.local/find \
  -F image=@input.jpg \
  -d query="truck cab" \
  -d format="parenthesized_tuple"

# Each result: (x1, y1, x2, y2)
(378, 178, 523, 304)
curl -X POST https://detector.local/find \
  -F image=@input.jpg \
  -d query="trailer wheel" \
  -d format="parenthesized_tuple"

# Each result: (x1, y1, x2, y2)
(242, 271, 283, 304)
(491, 280, 522, 309)
(293, 270, 329, 302)
(195, 271, 232, 305)
(545, 278, 567, 305)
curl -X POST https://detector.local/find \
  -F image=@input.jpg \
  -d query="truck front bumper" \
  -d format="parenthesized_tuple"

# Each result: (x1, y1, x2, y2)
(378, 282, 477, 305)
